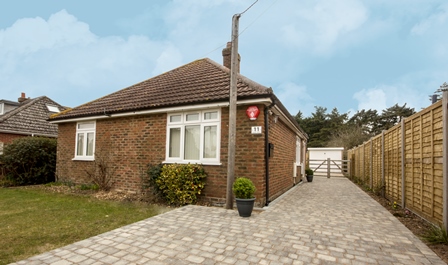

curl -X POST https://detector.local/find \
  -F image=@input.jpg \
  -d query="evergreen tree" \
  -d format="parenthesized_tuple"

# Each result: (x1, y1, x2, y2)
(297, 103, 416, 149)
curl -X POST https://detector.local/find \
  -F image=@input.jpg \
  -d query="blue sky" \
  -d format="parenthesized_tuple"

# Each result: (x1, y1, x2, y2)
(1, 0, 447, 117)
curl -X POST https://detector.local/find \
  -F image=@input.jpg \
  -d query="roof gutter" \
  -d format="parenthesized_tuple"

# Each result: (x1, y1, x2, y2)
(49, 98, 273, 124)
(0, 129, 57, 138)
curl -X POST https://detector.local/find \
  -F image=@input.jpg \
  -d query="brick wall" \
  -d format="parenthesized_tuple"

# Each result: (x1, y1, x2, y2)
(202, 105, 266, 206)
(56, 114, 167, 192)
(268, 113, 297, 202)
(0, 133, 29, 144)
(55, 104, 297, 206)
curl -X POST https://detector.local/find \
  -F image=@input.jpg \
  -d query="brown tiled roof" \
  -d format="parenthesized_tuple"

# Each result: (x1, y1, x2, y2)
(49, 58, 273, 121)
(0, 96, 66, 137)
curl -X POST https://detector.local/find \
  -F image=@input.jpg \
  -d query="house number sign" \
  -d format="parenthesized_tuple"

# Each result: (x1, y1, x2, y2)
(251, 126, 262, 134)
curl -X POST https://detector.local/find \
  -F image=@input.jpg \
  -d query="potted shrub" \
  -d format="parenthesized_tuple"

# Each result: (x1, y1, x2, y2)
(305, 168, 314, 182)
(233, 177, 256, 217)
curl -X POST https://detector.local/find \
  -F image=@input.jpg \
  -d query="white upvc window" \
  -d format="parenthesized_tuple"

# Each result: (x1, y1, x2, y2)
(74, 121, 96, 160)
(166, 109, 220, 164)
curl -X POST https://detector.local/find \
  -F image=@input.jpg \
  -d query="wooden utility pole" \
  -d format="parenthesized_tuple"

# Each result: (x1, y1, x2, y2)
(225, 14, 241, 209)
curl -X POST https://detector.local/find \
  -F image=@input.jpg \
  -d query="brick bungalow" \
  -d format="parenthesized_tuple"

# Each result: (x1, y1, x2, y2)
(0, 93, 66, 154)
(50, 45, 308, 206)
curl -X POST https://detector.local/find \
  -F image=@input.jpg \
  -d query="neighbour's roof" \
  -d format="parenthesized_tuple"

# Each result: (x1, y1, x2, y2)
(0, 96, 66, 137)
(50, 58, 273, 121)
(0, 99, 20, 106)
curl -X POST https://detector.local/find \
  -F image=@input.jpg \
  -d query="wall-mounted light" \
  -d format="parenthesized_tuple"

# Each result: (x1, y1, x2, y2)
(273, 114, 279, 123)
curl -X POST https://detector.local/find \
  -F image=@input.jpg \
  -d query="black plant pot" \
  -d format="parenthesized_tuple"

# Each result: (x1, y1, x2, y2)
(235, 198, 256, 217)
(306, 175, 313, 182)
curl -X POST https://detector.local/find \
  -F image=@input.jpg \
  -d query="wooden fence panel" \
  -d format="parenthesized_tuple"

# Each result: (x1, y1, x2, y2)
(364, 141, 371, 185)
(384, 126, 402, 204)
(349, 100, 444, 225)
(372, 135, 382, 190)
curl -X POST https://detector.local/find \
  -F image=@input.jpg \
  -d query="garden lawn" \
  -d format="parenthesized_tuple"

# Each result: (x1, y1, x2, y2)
(0, 187, 169, 265)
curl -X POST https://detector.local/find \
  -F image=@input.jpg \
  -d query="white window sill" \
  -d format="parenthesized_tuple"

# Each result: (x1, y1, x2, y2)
(72, 157, 95, 161)
(162, 160, 222, 166)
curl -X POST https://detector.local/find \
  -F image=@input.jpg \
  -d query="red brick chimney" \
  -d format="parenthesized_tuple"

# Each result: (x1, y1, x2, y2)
(18, 92, 27, 103)
(222, 42, 241, 73)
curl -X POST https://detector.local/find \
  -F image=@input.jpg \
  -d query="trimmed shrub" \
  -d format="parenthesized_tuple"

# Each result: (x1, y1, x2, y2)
(232, 177, 256, 199)
(0, 137, 57, 185)
(153, 163, 207, 205)
(144, 163, 163, 194)
(305, 168, 314, 175)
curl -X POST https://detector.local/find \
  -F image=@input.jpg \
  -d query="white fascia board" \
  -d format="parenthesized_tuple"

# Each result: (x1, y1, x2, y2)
(50, 98, 273, 124)
(271, 105, 306, 139)
(0, 129, 57, 138)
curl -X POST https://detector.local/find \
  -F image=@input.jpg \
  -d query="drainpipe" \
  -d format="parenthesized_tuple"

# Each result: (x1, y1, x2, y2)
(264, 101, 275, 206)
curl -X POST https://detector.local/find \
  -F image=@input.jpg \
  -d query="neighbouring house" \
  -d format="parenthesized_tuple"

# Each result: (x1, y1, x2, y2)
(0, 93, 66, 154)
(49, 43, 308, 206)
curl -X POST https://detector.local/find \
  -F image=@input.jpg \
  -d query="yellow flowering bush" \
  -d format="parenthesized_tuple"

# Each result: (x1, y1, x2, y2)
(155, 163, 207, 205)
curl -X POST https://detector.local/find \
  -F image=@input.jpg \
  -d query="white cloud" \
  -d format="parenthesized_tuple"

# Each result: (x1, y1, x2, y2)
(353, 84, 429, 113)
(0, 10, 184, 107)
(411, 4, 448, 35)
(152, 44, 183, 75)
(353, 87, 387, 112)
(0, 10, 96, 56)
(410, 4, 448, 61)
(275, 82, 314, 116)
(279, 0, 368, 55)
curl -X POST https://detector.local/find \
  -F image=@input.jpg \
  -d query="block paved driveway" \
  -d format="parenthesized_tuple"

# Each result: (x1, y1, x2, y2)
(14, 176, 446, 265)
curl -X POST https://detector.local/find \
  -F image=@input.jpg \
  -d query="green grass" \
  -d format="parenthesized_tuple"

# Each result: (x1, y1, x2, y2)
(0, 187, 170, 265)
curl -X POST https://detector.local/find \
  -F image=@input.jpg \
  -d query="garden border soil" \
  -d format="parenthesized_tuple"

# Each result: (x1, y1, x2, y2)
(357, 184, 448, 264)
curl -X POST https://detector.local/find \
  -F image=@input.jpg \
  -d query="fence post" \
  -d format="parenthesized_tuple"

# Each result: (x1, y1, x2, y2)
(370, 140, 373, 189)
(348, 155, 352, 179)
(381, 131, 385, 197)
(327, 158, 330, 178)
(401, 118, 406, 209)
(442, 86, 448, 232)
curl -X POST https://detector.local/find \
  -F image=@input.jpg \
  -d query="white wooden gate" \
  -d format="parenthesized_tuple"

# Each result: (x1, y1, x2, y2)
(307, 158, 350, 178)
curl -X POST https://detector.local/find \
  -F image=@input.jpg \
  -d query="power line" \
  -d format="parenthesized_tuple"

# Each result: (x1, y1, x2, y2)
(239, 0, 259, 16)
(239, 0, 279, 36)
(201, 0, 278, 58)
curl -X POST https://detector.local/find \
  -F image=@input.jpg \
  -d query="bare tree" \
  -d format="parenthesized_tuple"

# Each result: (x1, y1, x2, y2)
(85, 145, 117, 191)
(327, 125, 370, 150)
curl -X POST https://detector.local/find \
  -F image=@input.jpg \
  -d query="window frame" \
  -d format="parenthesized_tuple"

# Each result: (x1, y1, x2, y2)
(46, 104, 60, 113)
(165, 109, 221, 165)
(73, 121, 96, 161)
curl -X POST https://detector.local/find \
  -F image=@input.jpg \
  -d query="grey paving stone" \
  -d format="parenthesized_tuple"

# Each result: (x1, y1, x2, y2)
(9, 177, 447, 265)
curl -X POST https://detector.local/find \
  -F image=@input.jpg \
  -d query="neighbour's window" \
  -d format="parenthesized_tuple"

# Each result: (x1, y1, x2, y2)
(46, 105, 60, 113)
(166, 110, 220, 164)
(0, 142, 3, 155)
(74, 121, 96, 160)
